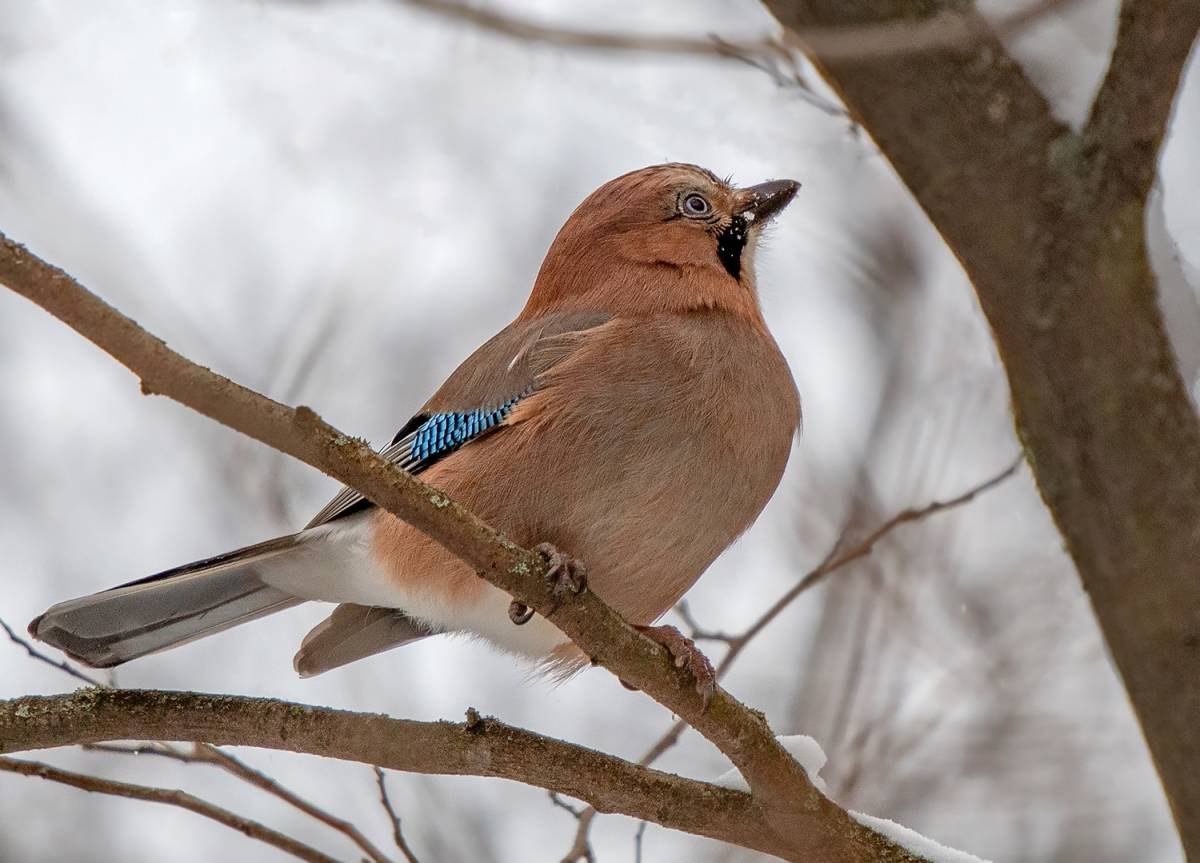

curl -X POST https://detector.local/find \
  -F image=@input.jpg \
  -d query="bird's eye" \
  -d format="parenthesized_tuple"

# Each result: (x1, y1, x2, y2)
(681, 193, 711, 217)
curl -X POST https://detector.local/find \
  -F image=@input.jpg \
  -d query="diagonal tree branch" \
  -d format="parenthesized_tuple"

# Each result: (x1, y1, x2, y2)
(761, 0, 1200, 855)
(0, 234, 928, 861)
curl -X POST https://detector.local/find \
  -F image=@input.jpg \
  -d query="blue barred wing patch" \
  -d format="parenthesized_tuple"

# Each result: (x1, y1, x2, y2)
(304, 391, 530, 527)
(401, 393, 526, 468)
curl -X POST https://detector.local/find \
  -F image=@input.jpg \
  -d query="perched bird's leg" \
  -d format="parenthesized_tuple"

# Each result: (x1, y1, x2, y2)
(535, 542, 588, 597)
(507, 602, 535, 625)
(635, 624, 717, 709)
(507, 542, 588, 625)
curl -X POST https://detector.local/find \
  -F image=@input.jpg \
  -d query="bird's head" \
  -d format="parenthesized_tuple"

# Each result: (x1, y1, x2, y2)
(522, 164, 799, 320)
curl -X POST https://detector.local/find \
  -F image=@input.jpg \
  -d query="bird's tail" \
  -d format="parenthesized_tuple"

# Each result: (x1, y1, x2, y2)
(29, 534, 307, 668)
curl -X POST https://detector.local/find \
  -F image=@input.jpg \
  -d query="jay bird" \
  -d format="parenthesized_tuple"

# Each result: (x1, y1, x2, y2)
(30, 164, 801, 690)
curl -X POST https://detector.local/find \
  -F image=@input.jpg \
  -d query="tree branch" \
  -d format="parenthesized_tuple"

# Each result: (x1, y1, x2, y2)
(0, 755, 341, 863)
(84, 742, 397, 863)
(1086, 0, 1200, 196)
(761, 0, 1200, 855)
(725, 454, 1023, 657)
(4, 615, 396, 863)
(1, 617, 107, 689)
(392, 0, 1077, 62)
(374, 768, 422, 863)
(199, 745, 396, 863)
(0, 234, 925, 861)
(561, 456, 1022, 854)
(1, 689, 777, 859)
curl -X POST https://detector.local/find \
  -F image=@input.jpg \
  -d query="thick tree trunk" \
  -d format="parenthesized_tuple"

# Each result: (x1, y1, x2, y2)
(762, 1, 1200, 856)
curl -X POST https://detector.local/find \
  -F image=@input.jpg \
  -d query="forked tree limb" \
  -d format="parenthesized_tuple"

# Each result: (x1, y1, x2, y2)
(763, 0, 1200, 855)
(0, 754, 341, 863)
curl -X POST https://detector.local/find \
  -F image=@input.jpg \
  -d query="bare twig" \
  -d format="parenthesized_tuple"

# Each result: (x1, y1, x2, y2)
(1, 617, 106, 688)
(561, 808, 597, 863)
(673, 601, 737, 644)
(634, 820, 648, 863)
(5, 618, 395, 863)
(0, 756, 341, 863)
(655, 455, 1022, 767)
(374, 767, 421, 863)
(555, 456, 1023, 850)
(82, 741, 397, 863)
(727, 454, 1023, 655)
(395, 0, 1079, 62)
(550, 791, 596, 863)
(548, 791, 586, 818)
(713, 37, 851, 120)
(202, 746, 396, 863)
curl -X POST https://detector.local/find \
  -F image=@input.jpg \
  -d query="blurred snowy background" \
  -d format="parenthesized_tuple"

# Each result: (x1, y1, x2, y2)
(1, 1, 1197, 861)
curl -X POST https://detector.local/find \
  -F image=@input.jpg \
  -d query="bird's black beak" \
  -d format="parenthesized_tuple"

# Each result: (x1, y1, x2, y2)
(715, 178, 800, 281)
(735, 179, 800, 226)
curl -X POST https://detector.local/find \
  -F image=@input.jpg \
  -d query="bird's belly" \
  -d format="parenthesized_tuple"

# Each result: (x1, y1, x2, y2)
(560, 447, 778, 624)
(367, 508, 573, 659)
(397, 577, 570, 659)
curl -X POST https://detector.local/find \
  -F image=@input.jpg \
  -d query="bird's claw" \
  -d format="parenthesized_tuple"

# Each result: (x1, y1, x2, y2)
(507, 543, 587, 626)
(636, 624, 717, 709)
(508, 601, 534, 625)
(534, 542, 588, 599)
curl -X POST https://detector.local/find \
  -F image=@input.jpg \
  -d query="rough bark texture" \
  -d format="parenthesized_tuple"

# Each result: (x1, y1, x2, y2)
(0, 690, 773, 855)
(762, 0, 1200, 855)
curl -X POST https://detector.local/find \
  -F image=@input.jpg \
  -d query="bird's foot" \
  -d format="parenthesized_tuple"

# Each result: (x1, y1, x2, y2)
(636, 624, 717, 709)
(508, 602, 535, 625)
(535, 542, 588, 599)
(507, 542, 587, 626)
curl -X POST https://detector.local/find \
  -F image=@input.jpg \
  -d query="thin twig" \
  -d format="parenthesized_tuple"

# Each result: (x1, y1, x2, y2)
(374, 767, 421, 863)
(80, 742, 394, 863)
(557, 455, 1024, 851)
(396, 0, 1079, 62)
(550, 790, 595, 863)
(665, 455, 1022, 764)
(548, 791, 586, 818)
(0, 618, 107, 688)
(728, 454, 1024, 656)
(634, 820, 648, 863)
(0, 756, 340, 863)
(5, 621, 393, 863)
(710, 35, 850, 120)
(673, 601, 736, 644)
(560, 808, 597, 863)
(202, 746, 396, 863)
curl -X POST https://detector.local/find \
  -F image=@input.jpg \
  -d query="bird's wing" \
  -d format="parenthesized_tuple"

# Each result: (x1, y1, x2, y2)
(303, 310, 611, 529)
